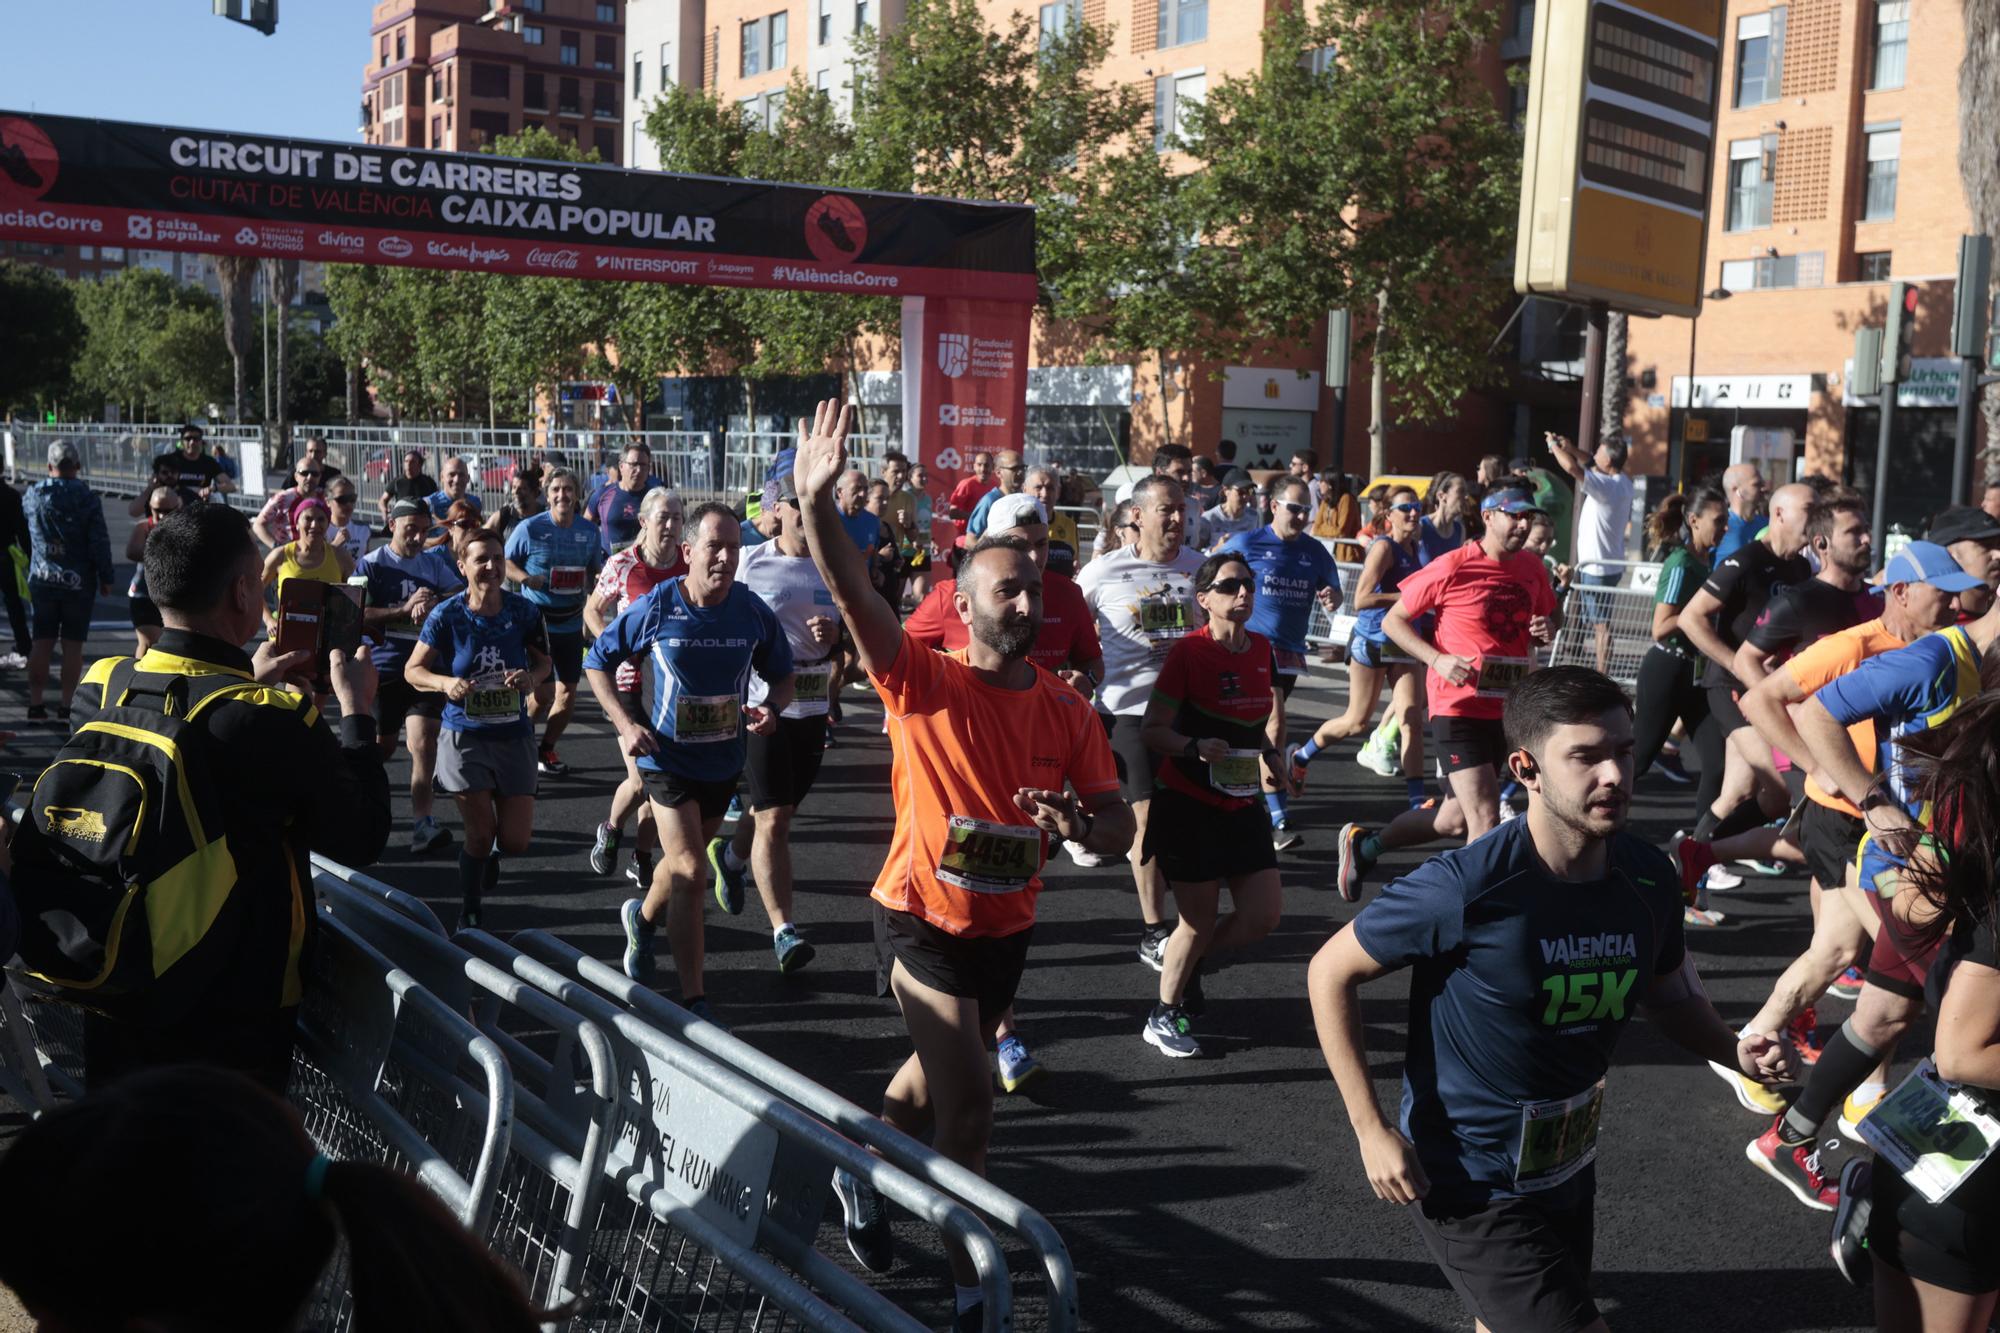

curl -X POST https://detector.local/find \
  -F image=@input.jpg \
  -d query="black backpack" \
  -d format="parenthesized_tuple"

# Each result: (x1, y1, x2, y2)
(11, 661, 268, 1021)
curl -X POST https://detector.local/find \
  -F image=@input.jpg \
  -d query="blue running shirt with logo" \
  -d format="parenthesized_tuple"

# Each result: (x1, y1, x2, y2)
(417, 590, 548, 737)
(1350, 819, 1684, 1206)
(584, 578, 793, 782)
(506, 511, 605, 636)
(1215, 525, 1341, 654)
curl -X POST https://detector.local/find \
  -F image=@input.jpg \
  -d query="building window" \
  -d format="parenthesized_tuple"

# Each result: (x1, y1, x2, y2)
(595, 81, 618, 118)
(770, 11, 787, 66)
(1507, 79, 1529, 131)
(1870, 1, 1908, 89)
(431, 115, 442, 146)
(1158, 0, 1206, 47)
(633, 55, 642, 95)
(740, 91, 786, 131)
(1512, 0, 1536, 42)
(525, 72, 547, 110)
(742, 17, 765, 75)
(1039, 0, 1075, 47)
(470, 62, 510, 98)
(382, 73, 405, 112)
(1733, 9, 1784, 108)
(597, 2, 616, 22)
(595, 127, 615, 159)
(1857, 251, 1893, 281)
(815, 67, 830, 92)
(468, 109, 511, 144)
(1725, 134, 1774, 230)
(818, 0, 832, 44)
(395, 29, 406, 61)
(855, 0, 870, 34)
(1301, 43, 1338, 78)
(742, 12, 785, 76)
(1153, 69, 1205, 151)
(559, 76, 581, 115)
(523, 24, 544, 44)
(379, 34, 390, 67)
(1720, 251, 1822, 291)
(595, 34, 615, 68)
(660, 41, 673, 82)
(561, 32, 580, 65)
(1863, 124, 1900, 221)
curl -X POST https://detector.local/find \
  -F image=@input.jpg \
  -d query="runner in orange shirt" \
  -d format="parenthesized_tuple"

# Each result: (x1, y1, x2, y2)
(792, 399, 1134, 1327)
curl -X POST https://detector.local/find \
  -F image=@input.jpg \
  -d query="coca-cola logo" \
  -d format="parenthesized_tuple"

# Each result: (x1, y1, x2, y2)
(378, 235, 413, 258)
(527, 246, 580, 271)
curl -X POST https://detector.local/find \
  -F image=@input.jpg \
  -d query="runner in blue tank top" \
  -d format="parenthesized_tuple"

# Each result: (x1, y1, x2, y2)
(504, 467, 603, 778)
(1214, 475, 1341, 847)
(585, 501, 795, 1020)
(1287, 484, 1433, 820)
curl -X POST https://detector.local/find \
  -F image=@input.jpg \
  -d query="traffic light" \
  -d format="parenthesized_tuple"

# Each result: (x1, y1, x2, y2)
(1953, 235, 1991, 358)
(1851, 327, 1883, 399)
(1881, 281, 1919, 386)
(213, 0, 277, 36)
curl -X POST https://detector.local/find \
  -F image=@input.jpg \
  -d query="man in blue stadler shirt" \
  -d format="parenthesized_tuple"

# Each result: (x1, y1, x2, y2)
(1217, 473, 1341, 845)
(1308, 667, 1794, 1333)
(584, 501, 793, 1021)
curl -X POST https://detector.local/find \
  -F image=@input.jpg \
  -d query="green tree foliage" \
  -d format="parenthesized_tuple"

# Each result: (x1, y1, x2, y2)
(72, 268, 230, 420)
(0, 260, 84, 413)
(1176, 0, 1520, 423)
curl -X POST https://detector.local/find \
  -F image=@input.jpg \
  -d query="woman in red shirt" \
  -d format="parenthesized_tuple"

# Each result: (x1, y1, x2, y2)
(1137, 552, 1293, 1059)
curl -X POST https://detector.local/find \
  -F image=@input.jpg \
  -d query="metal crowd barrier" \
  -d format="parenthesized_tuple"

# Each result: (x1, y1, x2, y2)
(1304, 561, 1366, 653)
(1547, 560, 1660, 689)
(720, 432, 885, 498)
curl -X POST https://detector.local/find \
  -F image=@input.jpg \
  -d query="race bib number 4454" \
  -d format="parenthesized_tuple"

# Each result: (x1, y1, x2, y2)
(935, 817, 1041, 895)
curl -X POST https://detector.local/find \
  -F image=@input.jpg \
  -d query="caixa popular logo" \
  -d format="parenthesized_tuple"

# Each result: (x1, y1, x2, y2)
(938, 404, 960, 427)
(127, 215, 154, 240)
(802, 194, 866, 264)
(0, 117, 59, 204)
(526, 246, 580, 271)
(378, 235, 414, 259)
(937, 333, 970, 380)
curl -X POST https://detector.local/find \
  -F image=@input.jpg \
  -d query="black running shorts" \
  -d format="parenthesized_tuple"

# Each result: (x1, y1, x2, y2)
(641, 767, 738, 823)
(745, 714, 828, 812)
(872, 904, 1031, 1029)
(1110, 714, 1160, 804)
(1706, 680, 1749, 735)
(1411, 1187, 1599, 1333)
(1141, 786, 1277, 883)
(1798, 799, 1864, 890)
(1869, 1154, 2000, 1294)
(375, 674, 444, 736)
(1430, 715, 1508, 775)
(546, 630, 584, 686)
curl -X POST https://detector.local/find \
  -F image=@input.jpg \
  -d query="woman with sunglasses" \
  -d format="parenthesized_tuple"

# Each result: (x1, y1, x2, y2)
(1137, 553, 1291, 1059)
(1418, 471, 1468, 563)
(260, 495, 354, 632)
(430, 499, 483, 558)
(251, 461, 326, 551)
(124, 484, 180, 654)
(1287, 485, 1429, 809)
(324, 482, 373, 556)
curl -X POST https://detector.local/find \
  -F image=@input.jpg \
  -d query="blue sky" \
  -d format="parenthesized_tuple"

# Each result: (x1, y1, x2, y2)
(4, 1, 365, 143)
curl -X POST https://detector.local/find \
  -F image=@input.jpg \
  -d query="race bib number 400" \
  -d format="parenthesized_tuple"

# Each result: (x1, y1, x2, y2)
(790, 664, 832, 715)
(935, 817, 1042, 895)
(1473, 655, 1534, 699)
(1859, 1058, 2000, 1204)
(674, 693, 740, 743)
(1513, 1081, 1605, 1193)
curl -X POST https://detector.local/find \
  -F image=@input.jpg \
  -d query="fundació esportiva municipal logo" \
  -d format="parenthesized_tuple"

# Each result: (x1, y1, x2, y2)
(937, 333, 970, 379)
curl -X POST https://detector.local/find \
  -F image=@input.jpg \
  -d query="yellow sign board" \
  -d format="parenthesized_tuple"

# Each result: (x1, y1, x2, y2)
(1683, 417, 1709, 443)
(1515, 0, 1726, 318)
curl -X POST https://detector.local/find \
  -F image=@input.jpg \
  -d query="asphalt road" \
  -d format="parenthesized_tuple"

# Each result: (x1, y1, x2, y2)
(0, 497, 1886, 1332)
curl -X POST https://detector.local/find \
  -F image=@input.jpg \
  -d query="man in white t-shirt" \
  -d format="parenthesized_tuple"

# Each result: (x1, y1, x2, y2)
(1549, 432, 1633, 673)
(1076, 474, 1206, 968)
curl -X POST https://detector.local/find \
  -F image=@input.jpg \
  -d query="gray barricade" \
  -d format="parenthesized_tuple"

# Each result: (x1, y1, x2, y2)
(1548, 560, 1660, 689)
(512, 930, 1080, 1333)
(321, 882, 619, 1316)
(1304, 561, 1365, 652)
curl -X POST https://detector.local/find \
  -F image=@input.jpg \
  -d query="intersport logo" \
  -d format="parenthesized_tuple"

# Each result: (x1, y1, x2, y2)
(378, 235, 413, 258)
(526, 247, 580, 271)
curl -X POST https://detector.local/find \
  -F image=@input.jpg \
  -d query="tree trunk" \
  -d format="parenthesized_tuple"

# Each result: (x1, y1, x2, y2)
(215, 254, 257, 424)
(1601, 311, 1629, 443)
(1369, 283, 1390, 478)
(344, 360, 360, 425)
(264, 259, 298, 454)
(1964, 2, 2000, 478)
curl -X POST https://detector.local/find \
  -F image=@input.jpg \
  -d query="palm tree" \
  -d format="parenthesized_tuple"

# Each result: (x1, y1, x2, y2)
(1961, 1, 2000, 476)
(1601, 311, 1629, 443)
(214, 254, 256, 423)
(263, 258, 298, 452)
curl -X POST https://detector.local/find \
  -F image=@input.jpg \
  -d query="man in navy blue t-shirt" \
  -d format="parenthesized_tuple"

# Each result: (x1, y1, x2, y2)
(1308, 666, 1794, 1333)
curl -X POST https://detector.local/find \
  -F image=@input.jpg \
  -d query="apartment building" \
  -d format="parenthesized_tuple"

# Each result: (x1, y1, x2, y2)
(1618, 0, 1972, 531)
(361, 0, 628, 165)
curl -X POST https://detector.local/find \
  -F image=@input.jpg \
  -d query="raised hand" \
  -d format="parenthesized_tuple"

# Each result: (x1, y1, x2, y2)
(793, 398, 853, 501)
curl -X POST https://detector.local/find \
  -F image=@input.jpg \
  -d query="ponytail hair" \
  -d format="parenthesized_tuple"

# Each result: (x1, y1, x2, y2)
(1647, 493, 1690, 555)
(0, 1066, 549, 1333)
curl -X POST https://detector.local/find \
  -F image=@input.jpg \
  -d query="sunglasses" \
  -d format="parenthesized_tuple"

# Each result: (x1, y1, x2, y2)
(1392, 502, 1424, 514)
(448, 518, 478, 530)
(296, 469, 321, 480)
(330, 494, 356, 505)
(1278, 501, 1309, 517)
(1203, 577, 1253, 596)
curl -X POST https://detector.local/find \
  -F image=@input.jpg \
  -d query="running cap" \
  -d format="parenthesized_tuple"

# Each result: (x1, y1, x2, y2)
(1480, 487, 1538, 515)
(986, 493, 1047, 534)
(766, 448, 797, 483)
(1883, 540, 1986, 592)
(1222, 468, 1256, 489)
(1926, 505, 2000, 547)
(389, 496, 429, 521)
(46, 440, 78, 467)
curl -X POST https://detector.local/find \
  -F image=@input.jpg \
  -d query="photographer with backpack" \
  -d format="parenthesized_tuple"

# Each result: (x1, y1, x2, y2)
(12, 503, 391, 1093)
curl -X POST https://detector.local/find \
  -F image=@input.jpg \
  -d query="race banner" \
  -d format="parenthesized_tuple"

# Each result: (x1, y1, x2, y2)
(0, 112, 1037, 301)
(901, 295, 1032, 546)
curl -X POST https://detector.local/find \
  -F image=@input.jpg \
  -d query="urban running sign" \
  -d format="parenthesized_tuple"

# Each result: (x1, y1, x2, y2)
(0, 111, 1037, 301)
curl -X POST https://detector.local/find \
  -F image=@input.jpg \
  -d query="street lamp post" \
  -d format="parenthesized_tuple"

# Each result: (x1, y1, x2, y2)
(1679, 286, 1733, 487)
